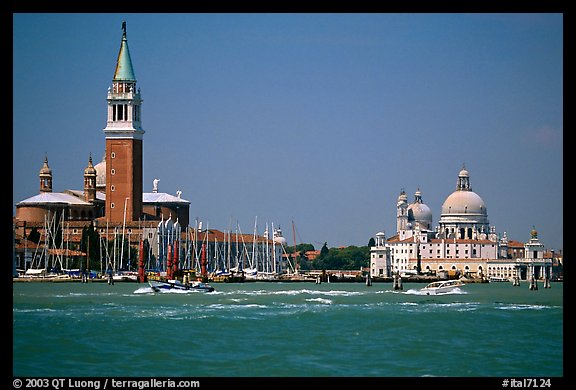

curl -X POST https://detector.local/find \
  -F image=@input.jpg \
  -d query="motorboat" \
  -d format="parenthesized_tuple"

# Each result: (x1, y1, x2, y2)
(148, 279, 215, 293)
(420, 279, 464, 295)
(489, 276, 512, 282)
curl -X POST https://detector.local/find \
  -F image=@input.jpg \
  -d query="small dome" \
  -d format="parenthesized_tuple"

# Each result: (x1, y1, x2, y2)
(407, 188, 432, 227)
(39, 156, 51, 175)
(459, 167, 469, 177)
(84, 155, 97, 175)
(408, 202, 433, 223)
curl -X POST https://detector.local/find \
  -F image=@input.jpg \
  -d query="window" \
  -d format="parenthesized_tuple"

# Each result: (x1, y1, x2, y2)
(111, 185, 115, 192)
(111, 152, 116, 159)
(111, 203, 115, 209)
(111, 169, 115, 175)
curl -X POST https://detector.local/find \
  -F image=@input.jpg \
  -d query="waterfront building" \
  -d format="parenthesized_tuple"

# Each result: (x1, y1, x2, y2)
(370, 166, 554, 281)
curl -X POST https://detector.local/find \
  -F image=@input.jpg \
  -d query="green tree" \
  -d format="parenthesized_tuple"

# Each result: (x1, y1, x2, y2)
(320, 242, 329, 257)
(312, 245, 370, 270)
(286, 243, 315, 254)
(368, 237, 375, 247)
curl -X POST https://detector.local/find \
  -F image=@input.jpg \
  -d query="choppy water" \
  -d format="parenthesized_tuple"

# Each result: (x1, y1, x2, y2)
(13, 281, 563, 378)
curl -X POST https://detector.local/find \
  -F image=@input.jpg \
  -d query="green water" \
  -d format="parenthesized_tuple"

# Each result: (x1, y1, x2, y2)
(13, 281, 563, 378)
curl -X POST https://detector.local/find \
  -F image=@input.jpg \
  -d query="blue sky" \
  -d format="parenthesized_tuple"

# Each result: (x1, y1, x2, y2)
(13, 13, 563, 252)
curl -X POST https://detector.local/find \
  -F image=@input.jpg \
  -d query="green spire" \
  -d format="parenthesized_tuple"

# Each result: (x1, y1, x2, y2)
(113, 21, 136, 81)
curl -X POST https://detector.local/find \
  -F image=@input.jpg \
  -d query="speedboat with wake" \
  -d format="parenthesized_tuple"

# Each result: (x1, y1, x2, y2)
(420, 279, 464, 295)
(148, 279, 215, 293)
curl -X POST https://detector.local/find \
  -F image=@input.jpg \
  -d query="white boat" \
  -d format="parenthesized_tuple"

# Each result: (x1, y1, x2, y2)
(489, 276, 511, 282)
(420, 279, 465, 295)
(148, 279, 215, 293)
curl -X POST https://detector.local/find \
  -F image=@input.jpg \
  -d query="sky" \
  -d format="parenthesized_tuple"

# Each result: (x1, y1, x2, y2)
(12, 12, 563, 253)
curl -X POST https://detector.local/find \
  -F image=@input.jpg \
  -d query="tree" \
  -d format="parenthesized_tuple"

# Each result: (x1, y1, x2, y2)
(320, 242, 329, 257)
(312, 245, 370, 270)
(80, 222, 100, 271)
(368, 237, 375, 247)
(27, 227, 41, 244)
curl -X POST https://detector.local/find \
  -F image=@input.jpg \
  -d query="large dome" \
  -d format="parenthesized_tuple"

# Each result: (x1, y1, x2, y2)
(438, 166, 490, 227)
(441, 190, 487, 216)
(95, 154, 106, 189)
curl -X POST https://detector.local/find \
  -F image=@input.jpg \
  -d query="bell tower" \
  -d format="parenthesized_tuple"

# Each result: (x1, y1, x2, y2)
(103, 21, 144, 223)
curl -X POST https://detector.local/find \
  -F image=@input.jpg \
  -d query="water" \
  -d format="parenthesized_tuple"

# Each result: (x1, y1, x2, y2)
(13, 281, 563, 378)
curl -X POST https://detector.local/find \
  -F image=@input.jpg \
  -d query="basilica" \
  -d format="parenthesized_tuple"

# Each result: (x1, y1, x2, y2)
(370, 166, 555, 281)
(13, 22, 282, 277)
(13, 23, 190, 271)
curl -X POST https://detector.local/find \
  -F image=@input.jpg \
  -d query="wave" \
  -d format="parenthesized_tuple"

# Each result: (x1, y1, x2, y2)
(495, 303, 559, 311)
(305, 298, 333, 305)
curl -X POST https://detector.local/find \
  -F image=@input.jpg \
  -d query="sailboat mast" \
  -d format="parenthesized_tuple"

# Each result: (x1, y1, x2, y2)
(292, 220, 298, 274)
(271, 222, 276, 275)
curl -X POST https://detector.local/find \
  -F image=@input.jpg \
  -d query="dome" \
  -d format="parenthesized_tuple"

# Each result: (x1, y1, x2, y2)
(39, 156, 51, 175)
(274, 236, 287, 246)
(408, 202, 433, 223)
(409, 189, 432, 223)
(95, 154, 106, 189)
(441, 190, 487, 216)
(84, 155, 96, 175)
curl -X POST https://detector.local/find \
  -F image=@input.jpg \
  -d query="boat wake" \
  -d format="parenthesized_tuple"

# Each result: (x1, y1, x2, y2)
(133, 286, 203, 294)
(402, 287, 468, 296)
